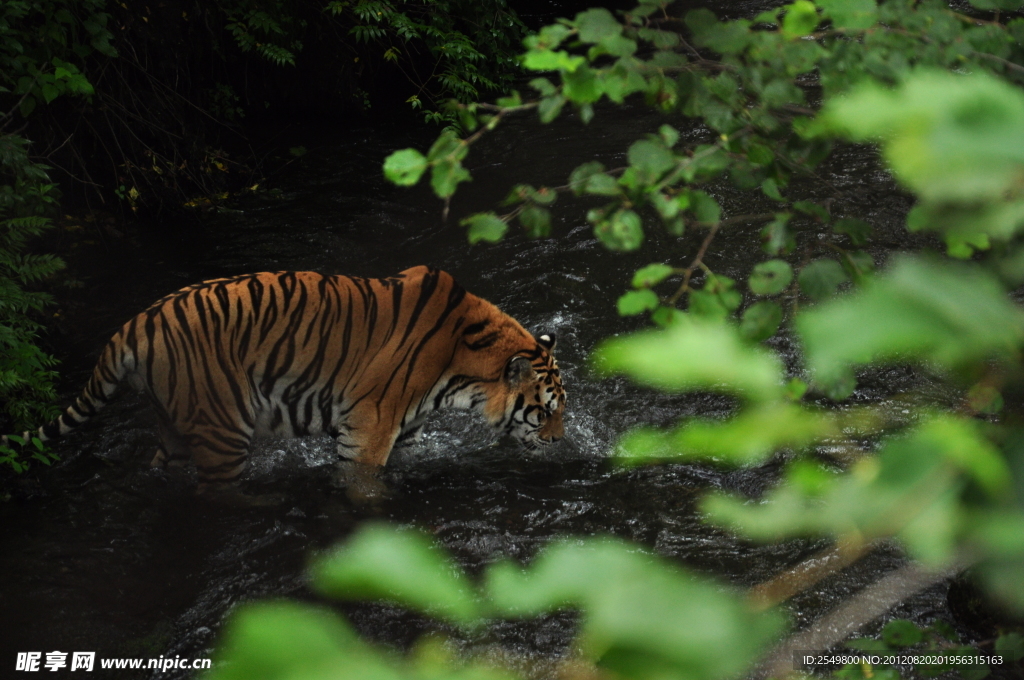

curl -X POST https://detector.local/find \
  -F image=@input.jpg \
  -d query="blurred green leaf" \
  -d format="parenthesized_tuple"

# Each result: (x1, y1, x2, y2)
(761, 177, 784, 201)
(818, 71, 1024, 203)
(519, 204, 551, 238)
(995, 632, 1024, 661)
(799, 257, 1024, 385)
(740, 300, 783, 342)
(563, 65, 602, 104)
(312, 524, 481, 625)
(817, 0, 877, 30)
(628, 139, 675, 181)
(618, 403, 834, 465)
(538, 94, 566, 123)
(690, 190, 722, 224)
(781, 0, 819, 38)
(568, 161, 606, 195)
(486, 538, 784, 680)
(523, 49, 584, 72)
(618, 289, 660, 316)
(461, 213, 508, 244)
(593, 318, 784, 401)
(882, 619, 924, 647)
(704, 416, 1008, 564)
(761, 213, 794, 255)
(632, 263, 675, 288)
(383, 149, 428, 187)
(208, 602, 400, 680)
(799, 259, 848, 301)
(575, 8, 620, 43)
(659, 124, 680, 148)
(749, 260, 793, 295)
(833, 218, 872, 246)
(595, 209, 644, 250)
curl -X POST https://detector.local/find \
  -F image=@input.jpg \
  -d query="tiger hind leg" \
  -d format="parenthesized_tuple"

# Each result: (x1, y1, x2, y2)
(150, 420, 191, 471)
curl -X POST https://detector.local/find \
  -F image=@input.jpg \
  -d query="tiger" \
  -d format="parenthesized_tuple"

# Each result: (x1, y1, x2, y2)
(5, 266, 566, 495)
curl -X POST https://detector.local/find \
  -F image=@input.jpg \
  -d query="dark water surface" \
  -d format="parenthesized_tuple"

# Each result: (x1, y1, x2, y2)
(0, 23, 968, 679)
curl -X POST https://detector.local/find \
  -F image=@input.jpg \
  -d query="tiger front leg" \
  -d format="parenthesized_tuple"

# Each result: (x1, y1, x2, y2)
(331, 418, 399, 505)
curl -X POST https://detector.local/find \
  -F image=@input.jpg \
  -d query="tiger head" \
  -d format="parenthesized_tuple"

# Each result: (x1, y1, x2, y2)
(494, 332, 566, 450)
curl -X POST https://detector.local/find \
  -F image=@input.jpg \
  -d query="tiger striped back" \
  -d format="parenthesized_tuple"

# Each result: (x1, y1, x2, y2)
(6, 266, 566, 493)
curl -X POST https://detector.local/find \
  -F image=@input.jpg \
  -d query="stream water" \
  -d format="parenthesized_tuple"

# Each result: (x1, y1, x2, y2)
(0, 5, 985, 677)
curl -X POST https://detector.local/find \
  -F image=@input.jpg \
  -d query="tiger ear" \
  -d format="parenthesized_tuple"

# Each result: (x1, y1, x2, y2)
(505, 356, 534, 385)
(537, 332, 557, 352)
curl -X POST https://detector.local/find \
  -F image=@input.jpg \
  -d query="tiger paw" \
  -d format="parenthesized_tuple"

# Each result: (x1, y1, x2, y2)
(332, 461, 391, 507)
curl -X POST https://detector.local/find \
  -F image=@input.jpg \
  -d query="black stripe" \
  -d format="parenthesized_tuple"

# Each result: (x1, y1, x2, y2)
(463, 321, 489, 336)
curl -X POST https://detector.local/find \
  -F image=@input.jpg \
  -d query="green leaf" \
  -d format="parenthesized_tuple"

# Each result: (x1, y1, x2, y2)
(593, 319, 784, 401)
(524, 23, 573, 51)
(208, 602, 399, 680)
(485, 538, 784, 678)
(618, 403, 834, 465)
(781, 0, 819, 38)
(749, 260, 793, 295)
(430, 158, 471, 198)
(519, 204, 551, 238)
(312, 523, 480, 625)
(798, 259, 848, 302)
(382, 148, 427, 186)
(689, 289, 729, 320)
(798, 257, 1024, 385)
(651, 305, 684, 327)
(563, 65, 602, 104)
(628, 139, 676, 181)
(817, 0, 877, 30)
(40, 83, 60, 104)
(740, 301, 783, 342)
(530, 77, 558, 97)
(633, 263, 675, 288)
(761, 177, 784, 202)
(793, 200, 829, 223)
(995, 633, 1024, 662)
(523, 49, 585, 72)
(595, 209, 644, 251)
(426, 131, 464, 162)
(702, 415, 998, 562)
(575, 8, 621, 43)
(569, 161, 605, 195)
(538, 94, 566, 123)
(689, 190, 721, 224)
(659, 124, 680, 148)
(833, 218, 872, 246)
(460, 213, 508, 244)
(818, 71, 1024, 203)
(882, 619, 924, 648)
(19, 95, 36, 118)
(584, 173, 621, 196)
(650, 193, 680, 220)
(841, 250, 875, 284)
(579, 103, 595, 124)
(761, 213, 794, 255)
(618, 289, 660, 316)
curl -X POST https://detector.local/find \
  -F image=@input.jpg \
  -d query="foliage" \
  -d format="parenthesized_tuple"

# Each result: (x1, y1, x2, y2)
(833, 618, 1024, 679)
(0, 0, 115, 118)
(212, 0, 1024, 678)
(326, 0, 525, 120)
(0, 132, 64, 472)
(0, 0, 526, 214)
(373, 0, 1024, 675)
(210, 523, 783, 680)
